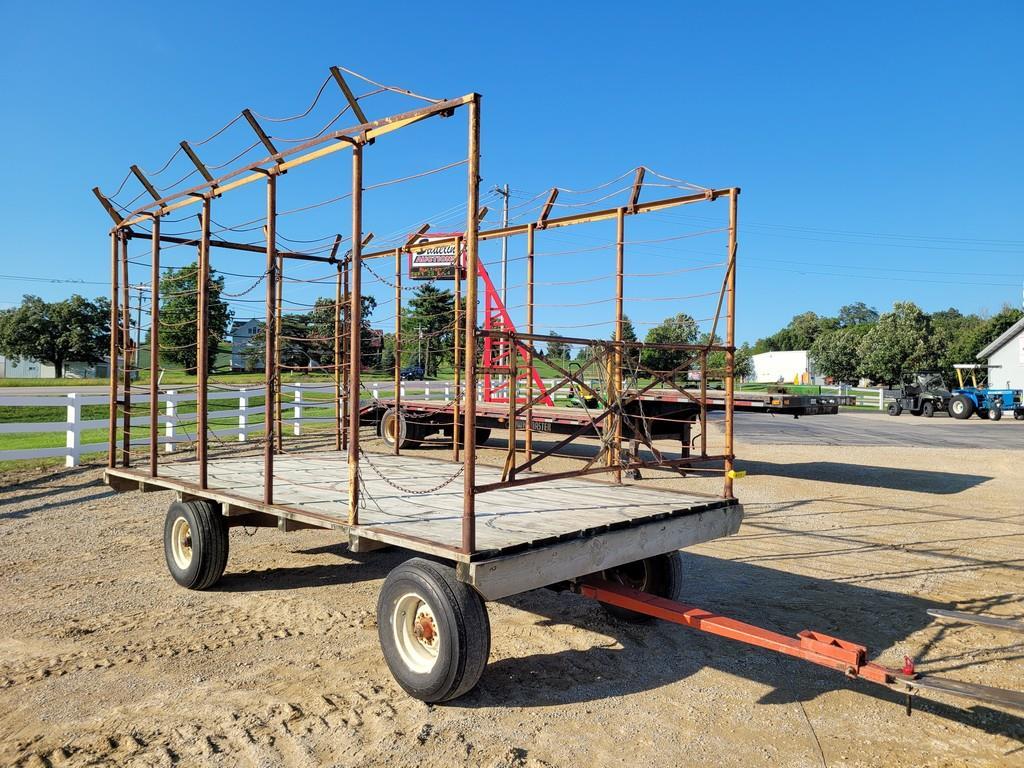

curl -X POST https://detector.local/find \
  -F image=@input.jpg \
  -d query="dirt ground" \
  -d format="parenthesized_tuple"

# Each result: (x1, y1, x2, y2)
(1, 416, 1022, 767)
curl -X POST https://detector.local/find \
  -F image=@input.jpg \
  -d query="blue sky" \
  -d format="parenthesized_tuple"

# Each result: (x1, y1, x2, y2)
(1, 1, 1021, 345)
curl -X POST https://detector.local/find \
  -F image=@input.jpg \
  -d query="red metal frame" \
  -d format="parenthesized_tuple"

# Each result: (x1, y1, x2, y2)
(582, 579, 904, 685)
(580, 579, 1024, 713)
(479, 260, 552, 406)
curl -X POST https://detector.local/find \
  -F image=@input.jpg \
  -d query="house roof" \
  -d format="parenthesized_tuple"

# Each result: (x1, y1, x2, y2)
(977, 316, 1024, 360)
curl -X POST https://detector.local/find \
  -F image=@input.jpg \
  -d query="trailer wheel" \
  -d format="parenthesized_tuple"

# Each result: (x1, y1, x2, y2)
(450, 425, 492, 447)
(163, 500, 228, 590)
(377, 558, 490, 703)
(949, 395, 974, 420)
(598, 551, 684, 623)
(887, 403, 902, 416)
(922, 401, 935, 418)
(380, 408, 421, 450)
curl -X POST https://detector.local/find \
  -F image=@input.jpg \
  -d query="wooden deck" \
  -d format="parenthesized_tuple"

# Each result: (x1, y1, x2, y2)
(109, 451, 738, 561)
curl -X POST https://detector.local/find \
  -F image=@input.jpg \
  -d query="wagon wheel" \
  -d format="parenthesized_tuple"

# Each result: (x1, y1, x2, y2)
(598, 551, 684, 623)
(380, 408, 422, 450)
(377, 558, 490, 702)
(163, 500, 229, 590)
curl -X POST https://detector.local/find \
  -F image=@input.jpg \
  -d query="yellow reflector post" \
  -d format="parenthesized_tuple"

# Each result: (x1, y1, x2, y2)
(727, 470, 747, 479)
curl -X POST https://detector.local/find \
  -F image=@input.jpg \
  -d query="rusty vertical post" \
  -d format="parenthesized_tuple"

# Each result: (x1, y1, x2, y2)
(394, 247, 402, 456)
(524, 223, 534, 465)
(452, 236, 462, 462)
(347, 142, 364, 525)
(699, 349, 708, 457)
(149, 216, 161, 477)
(506, 347, 517, 480)
(334, 263, 342, 451)
(196, 195, 211, 488)
(108, 230, 120, 468)
(723, 188, 738, 499)
(275, 253, 283, 452)
(461, 94, 481, 555)
(341, 257, 350, 445)
(612, 207, 625, 482)
(263, 174, 277, 504)
(120, 234, 131, 467)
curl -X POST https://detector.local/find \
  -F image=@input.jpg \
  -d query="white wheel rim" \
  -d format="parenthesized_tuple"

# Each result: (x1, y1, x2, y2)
(392, 592, 440, 673)
(171, 516, 193, 570)
(953, 402, 963, 414)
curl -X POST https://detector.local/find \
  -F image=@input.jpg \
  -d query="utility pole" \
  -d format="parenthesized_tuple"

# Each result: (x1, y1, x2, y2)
(493, 184, 510, 305)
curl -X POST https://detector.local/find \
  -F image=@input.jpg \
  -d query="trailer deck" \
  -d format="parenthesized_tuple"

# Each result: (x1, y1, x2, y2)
(105, 452, 742, 598)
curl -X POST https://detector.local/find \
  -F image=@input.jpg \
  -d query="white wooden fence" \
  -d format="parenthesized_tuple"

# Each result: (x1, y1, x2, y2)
(819, 385, 886, 410)
(0, 383, 340, 467)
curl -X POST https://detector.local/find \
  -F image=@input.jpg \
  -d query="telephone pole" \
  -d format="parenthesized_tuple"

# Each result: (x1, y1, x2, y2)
(493, 184, 510, 304)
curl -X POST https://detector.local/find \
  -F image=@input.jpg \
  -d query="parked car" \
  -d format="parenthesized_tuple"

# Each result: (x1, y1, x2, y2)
(400, 365, 425, 380)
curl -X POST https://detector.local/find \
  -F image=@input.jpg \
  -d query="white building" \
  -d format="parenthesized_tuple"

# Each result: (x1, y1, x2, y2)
(977, 317, 1024, 391)
(0, 355, 109, 379)
(750, 350, 822, 385)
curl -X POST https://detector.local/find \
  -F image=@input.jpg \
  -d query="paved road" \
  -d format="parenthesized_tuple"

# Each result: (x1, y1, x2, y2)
(728, 408, 1024, 450)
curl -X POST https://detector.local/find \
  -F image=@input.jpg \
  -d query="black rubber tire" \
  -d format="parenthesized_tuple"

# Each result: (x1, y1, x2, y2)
(887, 403, 901, 416)
(377, 558, 490, 703)
(598, 551, 684, 623)
(163, 500, 229, 590)
(922, 401, 935, 418)
(990, 404, 1003, 421)
(1015, 409, 1024, 421)
(949, 395, 974, 420)
(452, 426, 492, 447)
(380, 408, 420, 450)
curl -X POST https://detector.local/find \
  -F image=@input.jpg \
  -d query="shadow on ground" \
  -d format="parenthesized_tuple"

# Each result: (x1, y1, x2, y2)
(735, 459, 991, 494)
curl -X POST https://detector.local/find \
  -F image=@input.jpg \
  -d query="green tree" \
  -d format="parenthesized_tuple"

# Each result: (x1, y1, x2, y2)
(857, 302, 933, 384)
(160, 263, 232, 374)
(810, 324, 871, 383)
(545, 331, 569, 363)
(837, 302, 879, 328)
(927, 308, 982, 383)
(699, 332, 753, 381)
(753, 311, 839, 353)
(641, 312, 698, 373)
(0, 294, 110, 378)
(962, 306, 1024, 361)
(406, 284, 454, 377)
(308, 294, 378, 367)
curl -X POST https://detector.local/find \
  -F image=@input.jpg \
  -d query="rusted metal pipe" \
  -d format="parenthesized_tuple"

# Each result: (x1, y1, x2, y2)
(263, 175, 277, 504)
(120, 234, 131, 467)
(461, 95, 481, 555)
(334, 264, 343, 452)
(612, 207, 625, 483)
(196, 196, 211, 488)
(394, 247, 402, 456)
(149, 216, 161, 477)
(452, 237, 461, 462)
(723, 188, 738, 499)
(274, 253, 283, 453)
(108, 231, 120, 469)
(524, 223, 534, 465)
(347, 143, 364, 526)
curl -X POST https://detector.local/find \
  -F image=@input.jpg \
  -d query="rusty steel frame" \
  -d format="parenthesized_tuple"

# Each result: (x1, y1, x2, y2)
(99, 79, 737, 559)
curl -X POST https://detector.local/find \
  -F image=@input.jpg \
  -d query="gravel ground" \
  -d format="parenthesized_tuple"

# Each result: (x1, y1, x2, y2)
(0, 427, 1022, 767)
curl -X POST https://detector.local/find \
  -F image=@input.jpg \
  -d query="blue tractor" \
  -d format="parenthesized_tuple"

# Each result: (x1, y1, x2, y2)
(948, 364, 1024, 421)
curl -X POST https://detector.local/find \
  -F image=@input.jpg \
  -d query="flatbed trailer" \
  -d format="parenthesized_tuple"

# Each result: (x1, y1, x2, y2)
(95, 72, 1022, 715)
(362, 388, 846, 450)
